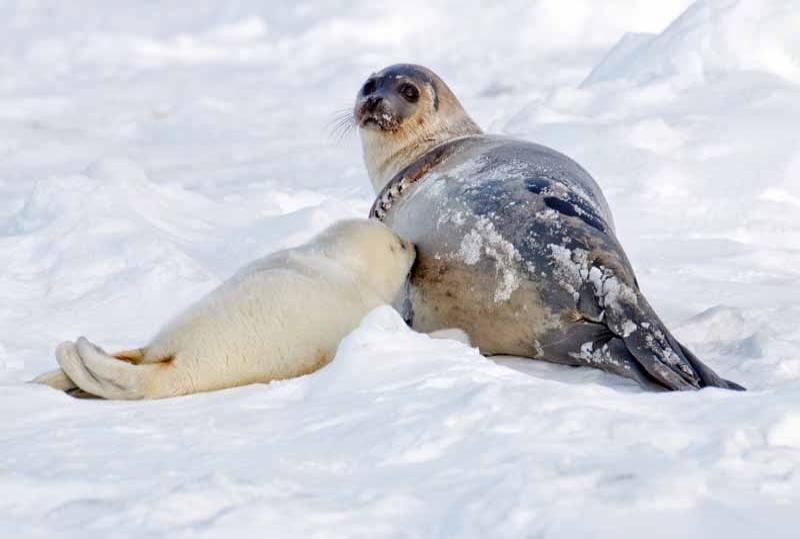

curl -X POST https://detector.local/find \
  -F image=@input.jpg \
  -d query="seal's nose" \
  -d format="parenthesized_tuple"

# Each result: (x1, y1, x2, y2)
(365, 95, 383, 113)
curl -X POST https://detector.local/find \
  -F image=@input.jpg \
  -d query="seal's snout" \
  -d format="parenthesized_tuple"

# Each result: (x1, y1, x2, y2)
(365, 95, 383, 113)
(356, 95, 399, 132)
(354, 72, 409, 133)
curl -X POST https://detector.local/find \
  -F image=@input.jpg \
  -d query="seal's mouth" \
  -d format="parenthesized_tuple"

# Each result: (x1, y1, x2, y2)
(355, 104, 400, 132)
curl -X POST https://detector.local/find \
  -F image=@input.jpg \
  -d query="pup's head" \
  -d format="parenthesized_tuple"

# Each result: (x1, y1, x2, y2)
(354, 64, 481, 192)
(316, 219, 415, 302)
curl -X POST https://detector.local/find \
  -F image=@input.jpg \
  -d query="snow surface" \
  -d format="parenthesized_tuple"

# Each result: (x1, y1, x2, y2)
(2, 0, 799, 537)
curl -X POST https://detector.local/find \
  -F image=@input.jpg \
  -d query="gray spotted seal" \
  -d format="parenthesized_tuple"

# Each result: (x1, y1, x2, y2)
(353, 63, 743, 391)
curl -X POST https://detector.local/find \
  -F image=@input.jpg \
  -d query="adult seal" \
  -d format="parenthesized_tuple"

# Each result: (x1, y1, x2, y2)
(354, 63, 743, 391)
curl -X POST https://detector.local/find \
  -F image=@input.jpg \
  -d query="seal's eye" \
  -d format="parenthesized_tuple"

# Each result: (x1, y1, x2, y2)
(361, 80, 376, 95)
(398, 83, 419, 103)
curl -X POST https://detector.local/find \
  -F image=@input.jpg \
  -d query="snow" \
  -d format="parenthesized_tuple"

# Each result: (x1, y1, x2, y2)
(1, 0, 799, 537)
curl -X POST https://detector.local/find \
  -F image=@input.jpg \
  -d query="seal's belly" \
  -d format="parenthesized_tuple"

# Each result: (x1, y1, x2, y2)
(385, 201, 564, 358)
(408, 252, 561, 357)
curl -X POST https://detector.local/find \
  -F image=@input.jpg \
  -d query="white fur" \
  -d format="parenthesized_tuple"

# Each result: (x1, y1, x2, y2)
(38, 219, 415, 399)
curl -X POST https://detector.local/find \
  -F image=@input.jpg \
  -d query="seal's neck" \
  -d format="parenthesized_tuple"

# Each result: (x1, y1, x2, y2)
(360, 116, 482, 193)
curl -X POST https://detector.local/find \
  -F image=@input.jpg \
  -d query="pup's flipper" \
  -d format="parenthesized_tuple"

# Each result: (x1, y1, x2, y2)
(55, 338, 155, 400)
(31, 368, 78, 392)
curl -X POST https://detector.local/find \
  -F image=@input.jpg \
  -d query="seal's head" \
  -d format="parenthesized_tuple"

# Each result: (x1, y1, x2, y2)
(315, 219, 416, 303)
(354, 64, 482, 192)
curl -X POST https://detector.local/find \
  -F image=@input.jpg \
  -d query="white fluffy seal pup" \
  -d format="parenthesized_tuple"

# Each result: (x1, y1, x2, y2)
(34, 219, 416, 399)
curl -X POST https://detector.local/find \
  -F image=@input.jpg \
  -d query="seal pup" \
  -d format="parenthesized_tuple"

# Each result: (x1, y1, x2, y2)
(34, 219, 416, 399)
(354, 63, 743, 391)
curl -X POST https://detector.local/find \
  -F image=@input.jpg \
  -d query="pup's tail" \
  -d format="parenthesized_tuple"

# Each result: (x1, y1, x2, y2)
(54, 338, 179, 400)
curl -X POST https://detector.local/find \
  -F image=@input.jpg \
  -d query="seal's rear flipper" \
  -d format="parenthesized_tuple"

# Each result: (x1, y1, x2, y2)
(620, 325, 700, 390)
(615, 304, 747, 391)
(32, 368, 100, 398)
(56, 340, 143, 400)
(56, 338, 171, 400)
(576, 262, 745, 391)
(602, 337, 668, 391)
(609, 294, 745, 391)
(546, 323, 666, 391)
(31, 368, 78, 392)
(675, 339, 745, 391)
(32, 350, 149, 398)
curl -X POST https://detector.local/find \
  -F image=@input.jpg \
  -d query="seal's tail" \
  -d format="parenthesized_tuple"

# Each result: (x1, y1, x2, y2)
(54, 338, 176, 400)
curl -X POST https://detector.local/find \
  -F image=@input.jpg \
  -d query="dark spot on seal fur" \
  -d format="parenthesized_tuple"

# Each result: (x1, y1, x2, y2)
(544, 196, 607, 233)
(525, 177, 550, 194)
(543, 196, 578, 217)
